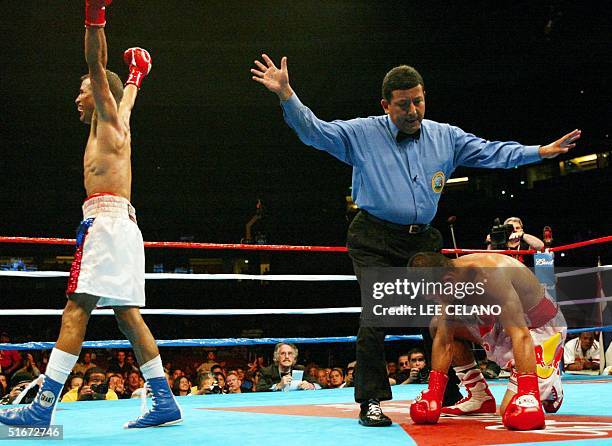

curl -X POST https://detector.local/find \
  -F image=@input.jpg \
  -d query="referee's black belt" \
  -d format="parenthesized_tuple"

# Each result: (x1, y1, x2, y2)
(362, 211, 430, 234)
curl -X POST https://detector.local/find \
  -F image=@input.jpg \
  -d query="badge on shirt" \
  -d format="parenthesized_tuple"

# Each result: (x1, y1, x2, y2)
(431, 171, 445, 193)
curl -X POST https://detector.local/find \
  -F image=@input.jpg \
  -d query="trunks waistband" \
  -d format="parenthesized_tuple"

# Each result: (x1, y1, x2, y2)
(82, 193, 136, 221)
(525, 293, 559, 329)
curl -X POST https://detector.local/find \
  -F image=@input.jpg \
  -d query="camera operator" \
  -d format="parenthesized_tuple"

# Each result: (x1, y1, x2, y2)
(398, 349, 430, 385)
(486, 217, 544, 264)
(61, 367, 117, 402)
(194, 372, 224, 395)
(0, 372, 38, 405)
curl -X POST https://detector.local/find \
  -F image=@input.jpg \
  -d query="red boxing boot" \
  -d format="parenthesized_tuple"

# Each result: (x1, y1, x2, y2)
(442, 363, 496, 416)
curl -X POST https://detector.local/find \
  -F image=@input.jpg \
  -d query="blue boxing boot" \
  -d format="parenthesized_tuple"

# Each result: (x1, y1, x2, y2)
(0, 375, 62, 428)
(124, 377, 182, 428)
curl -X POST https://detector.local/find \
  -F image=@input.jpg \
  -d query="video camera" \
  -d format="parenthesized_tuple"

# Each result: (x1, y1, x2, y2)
(490, 218, 515, 249)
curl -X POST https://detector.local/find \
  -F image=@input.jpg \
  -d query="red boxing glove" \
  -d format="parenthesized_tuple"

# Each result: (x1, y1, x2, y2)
(502, 373, 545, 431)
(85, 0, 112, 28)
(123, 48, 152, 89)
(410, 370, 448, 424)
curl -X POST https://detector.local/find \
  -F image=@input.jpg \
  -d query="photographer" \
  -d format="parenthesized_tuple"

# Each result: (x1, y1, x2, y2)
(61, 368, 118, 402)
(194, 372, 224, 395)
(0, 372, 38, 405)
(486, 217, 544, 264)
(398, 349, 430, 385)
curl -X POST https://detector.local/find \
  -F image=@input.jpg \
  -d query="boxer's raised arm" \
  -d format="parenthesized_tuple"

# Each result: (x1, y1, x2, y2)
(118, 48, 152, 126)
(85, 25, 119, 124)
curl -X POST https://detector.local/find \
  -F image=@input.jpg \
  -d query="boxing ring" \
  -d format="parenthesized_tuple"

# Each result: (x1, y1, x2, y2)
(1, 235, 611, 445)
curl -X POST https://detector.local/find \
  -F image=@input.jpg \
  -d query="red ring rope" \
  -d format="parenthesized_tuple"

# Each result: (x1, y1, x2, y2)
(0, 235, 609, 254)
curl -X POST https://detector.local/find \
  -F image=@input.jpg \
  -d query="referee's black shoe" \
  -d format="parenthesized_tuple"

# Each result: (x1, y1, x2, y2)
(359, 399, 392, 427)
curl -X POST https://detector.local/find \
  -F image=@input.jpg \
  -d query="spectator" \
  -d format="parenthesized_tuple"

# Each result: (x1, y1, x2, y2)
(345, 362, 356, 388)
(62, 374, 84, 398)
(0, 332, 22, 378)
(108, 374, 130, 399)
(171, 368, 185, 383)
(226, 372, 242, 394)
(13, 352, 41, 378)
(107, 351, 132, 377)
(486, 217, 544, 265)
(214, 373, 226, 392)
(386, 361, 398, 378)
(125, 371, 143, 397)
(564, 332, 600, 371)
(1, 372, 38, 405)
(197, 351, 218, 374)
(194, 372, 223, 395)
(399, 348, 430, 384)
(172, 376, 192, 396)
(256, 343, 318, 391)
(61, 367, 118, 402)
(306, 365, 319, 380)
(328, 368, 345, 389)
(394, 353, 412, 382)
(210, 365, 224, 376)
(316, 369, 329, 388)
(478, 359, 502, 379)
(242, 370, 257, 392)
(0, 374, 9, 397)
(125, 352, 140, 373)
(248, 352, 266, 374)
(73, 352, 97, 376)
(233, 368, 253, 393)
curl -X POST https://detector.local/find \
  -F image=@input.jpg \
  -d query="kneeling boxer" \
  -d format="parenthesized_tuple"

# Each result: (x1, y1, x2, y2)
(408, 252, 566, 431)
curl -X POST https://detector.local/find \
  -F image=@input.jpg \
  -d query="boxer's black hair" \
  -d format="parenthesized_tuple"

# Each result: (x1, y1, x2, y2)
(80, 70, 124, 106)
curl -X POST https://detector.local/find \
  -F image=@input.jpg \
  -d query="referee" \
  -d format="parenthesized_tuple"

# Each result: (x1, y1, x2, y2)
(252, 54, 580, 426)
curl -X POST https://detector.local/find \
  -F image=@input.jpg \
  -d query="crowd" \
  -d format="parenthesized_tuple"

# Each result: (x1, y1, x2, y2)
(2, 332, 610, 405)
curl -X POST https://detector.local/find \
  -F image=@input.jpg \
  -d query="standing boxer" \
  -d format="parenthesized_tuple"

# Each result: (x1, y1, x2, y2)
(0, 1, 181, 429)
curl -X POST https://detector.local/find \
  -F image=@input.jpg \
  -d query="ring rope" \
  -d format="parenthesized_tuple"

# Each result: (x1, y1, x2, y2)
(0, 334, 424, 351)
(567, 325, 612, 335)
(0, 271, 357, 281)
(0, 308, 363, 316)
(1, 327, 611, 350)
(1, 267, 608, 281)
(0, 235, 609, 254)
(1, 294, 609, 317)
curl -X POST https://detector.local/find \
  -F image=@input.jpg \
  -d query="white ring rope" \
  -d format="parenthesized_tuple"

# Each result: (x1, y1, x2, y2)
(1, 297, 610, 316)
(1, 266, 608, 316)
(0, 308, 363, 316)
(0, 271, 357, 281)
(1, 266, 609, 280)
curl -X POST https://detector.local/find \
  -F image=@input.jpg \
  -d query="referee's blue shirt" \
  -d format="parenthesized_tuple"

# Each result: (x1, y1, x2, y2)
(281, 94, 542, 225)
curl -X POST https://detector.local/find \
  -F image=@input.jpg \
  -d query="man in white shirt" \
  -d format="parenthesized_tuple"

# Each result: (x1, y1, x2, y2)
(564, 332, 600, 371)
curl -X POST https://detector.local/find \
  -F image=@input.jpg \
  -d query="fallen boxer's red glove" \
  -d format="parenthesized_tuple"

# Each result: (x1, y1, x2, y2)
(502, 373, 545, 431)
(410, 370, 448, 424)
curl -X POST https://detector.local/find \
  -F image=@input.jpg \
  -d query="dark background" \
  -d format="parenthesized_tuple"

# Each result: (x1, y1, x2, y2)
(0, 1, 610, 344)
(1, 1, 610, 245)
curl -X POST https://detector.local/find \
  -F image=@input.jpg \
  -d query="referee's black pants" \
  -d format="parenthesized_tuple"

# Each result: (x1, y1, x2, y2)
(347, 210, 460, 403)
